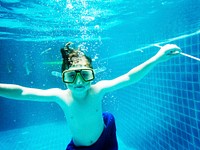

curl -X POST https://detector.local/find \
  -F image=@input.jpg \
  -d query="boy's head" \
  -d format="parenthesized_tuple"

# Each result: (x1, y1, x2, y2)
(61, 42, 94, 90)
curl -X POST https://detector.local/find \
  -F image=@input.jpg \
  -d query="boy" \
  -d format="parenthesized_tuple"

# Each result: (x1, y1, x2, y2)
(0, 42, 181, 150)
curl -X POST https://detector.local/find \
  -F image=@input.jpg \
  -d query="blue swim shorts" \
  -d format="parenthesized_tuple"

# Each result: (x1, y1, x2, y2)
(66, 112, 118, 150)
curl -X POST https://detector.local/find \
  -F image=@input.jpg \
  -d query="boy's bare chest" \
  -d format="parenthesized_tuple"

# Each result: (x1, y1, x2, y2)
(66, 96, 103, 139)
(68, 96, 102, 118)
(59, 90, 104, 144)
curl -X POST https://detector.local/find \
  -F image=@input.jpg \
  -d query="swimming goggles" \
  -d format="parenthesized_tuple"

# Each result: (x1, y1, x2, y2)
(62, 69, 95, 83)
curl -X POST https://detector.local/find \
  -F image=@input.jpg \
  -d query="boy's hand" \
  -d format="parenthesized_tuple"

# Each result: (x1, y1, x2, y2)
(154, 44, 181, 63)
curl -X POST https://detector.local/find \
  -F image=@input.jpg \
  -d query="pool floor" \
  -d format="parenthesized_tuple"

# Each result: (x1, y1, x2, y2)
(0, 122, 134, 150)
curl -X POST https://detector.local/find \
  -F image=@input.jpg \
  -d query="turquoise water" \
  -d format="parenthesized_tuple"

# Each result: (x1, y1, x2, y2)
(0, 123, 132, 149)
(0, 0, 200, 149)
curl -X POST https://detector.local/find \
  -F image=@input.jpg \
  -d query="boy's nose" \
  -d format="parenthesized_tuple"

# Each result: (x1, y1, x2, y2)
(74, 74, 84, 84)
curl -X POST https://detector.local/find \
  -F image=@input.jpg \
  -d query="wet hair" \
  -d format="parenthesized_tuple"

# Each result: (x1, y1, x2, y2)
(61, 42, 93, 72)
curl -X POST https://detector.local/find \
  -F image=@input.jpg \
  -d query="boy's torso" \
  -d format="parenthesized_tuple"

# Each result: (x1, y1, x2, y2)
(57, 85, 105, 146)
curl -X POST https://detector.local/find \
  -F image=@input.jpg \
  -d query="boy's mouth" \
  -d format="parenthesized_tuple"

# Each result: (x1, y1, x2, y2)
(74, 85, 84, 89)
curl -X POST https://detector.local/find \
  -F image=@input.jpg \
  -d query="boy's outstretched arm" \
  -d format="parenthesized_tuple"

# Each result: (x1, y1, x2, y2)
(96, 44, 181, 94)
(0, 83, 62, 103)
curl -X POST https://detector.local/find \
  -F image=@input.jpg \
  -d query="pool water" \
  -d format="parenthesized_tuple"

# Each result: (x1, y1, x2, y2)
(0, 0, 200, 150)
(0, 122, 133, 149)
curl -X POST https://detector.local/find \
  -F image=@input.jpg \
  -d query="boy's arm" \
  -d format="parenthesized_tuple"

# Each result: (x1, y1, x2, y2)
(96, 44, 181, 94)
(0, 84, 62, 103)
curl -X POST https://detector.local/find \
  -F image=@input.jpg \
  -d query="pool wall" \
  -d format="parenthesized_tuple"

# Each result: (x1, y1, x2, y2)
(109, 33, 200, 149)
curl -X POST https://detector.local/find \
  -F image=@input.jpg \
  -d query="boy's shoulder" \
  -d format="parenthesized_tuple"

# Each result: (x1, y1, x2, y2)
(91, 81, 107, 94)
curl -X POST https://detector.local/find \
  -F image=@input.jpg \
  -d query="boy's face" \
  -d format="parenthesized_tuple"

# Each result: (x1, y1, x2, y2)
(63, 64, 94, 93)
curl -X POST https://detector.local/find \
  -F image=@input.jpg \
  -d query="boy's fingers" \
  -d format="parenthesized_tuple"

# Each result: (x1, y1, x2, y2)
(167, 49, 181, 55)
(173, 51, 181, 54)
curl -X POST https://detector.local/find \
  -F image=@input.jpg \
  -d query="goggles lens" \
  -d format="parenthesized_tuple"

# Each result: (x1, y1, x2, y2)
(62, 69, 94, 83)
